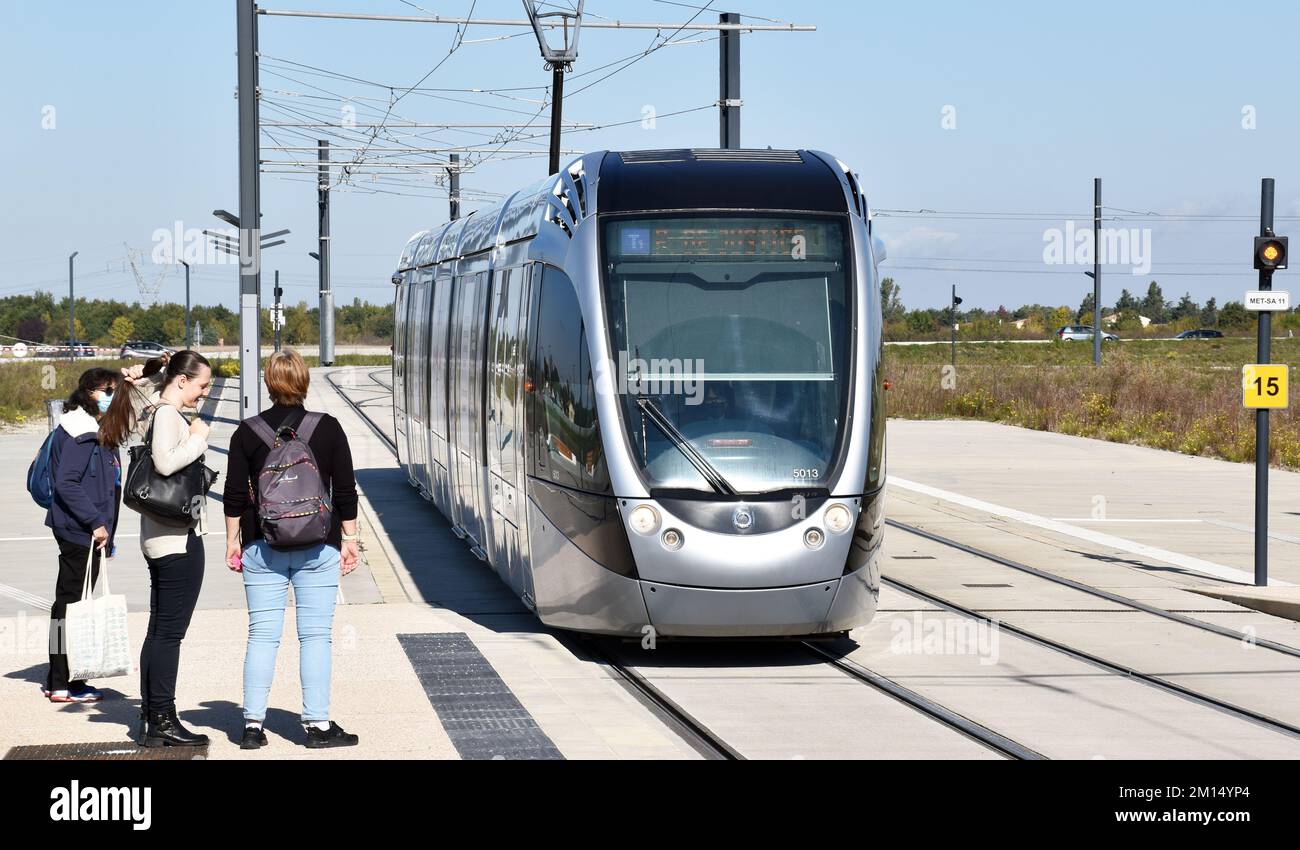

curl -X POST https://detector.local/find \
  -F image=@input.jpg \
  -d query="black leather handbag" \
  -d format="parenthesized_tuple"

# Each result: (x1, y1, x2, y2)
(123, 414, 220, 527)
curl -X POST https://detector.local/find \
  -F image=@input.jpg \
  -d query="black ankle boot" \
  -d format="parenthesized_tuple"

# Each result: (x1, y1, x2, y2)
(140, 708, 209, 747)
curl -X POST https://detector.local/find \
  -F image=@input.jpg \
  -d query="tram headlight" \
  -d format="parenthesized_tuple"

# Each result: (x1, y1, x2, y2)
(661, 528, 684, 550)
(804, 527, 825, 549)
(824, 503, 853, 535)
(628, 504, 661, 536)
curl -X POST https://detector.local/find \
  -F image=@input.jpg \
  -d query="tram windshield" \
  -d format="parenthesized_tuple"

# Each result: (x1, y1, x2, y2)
(601, 214, 853, 495)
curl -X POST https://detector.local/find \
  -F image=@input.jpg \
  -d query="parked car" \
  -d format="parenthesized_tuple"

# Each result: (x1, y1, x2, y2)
(61, 339, 97, 358)
(1055, 325, 1119, 342)
(1174, 329, 1224, 340)
(119, 340, 174, 359)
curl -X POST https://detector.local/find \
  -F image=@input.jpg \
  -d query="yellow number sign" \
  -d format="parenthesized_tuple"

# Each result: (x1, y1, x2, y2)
(1243, 364, 1289, 409)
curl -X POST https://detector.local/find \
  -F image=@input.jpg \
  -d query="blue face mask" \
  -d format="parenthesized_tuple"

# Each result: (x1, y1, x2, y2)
(96, 393, 113, 414)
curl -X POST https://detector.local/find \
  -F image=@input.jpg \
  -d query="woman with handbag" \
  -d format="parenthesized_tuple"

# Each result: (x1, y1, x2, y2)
(42, 368, 124, 703)
(103, 350, 214, 747)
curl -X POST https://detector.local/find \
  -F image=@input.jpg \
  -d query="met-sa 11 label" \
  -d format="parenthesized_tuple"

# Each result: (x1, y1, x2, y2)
(1245, 290, 1290, 311)
(1243, 364, 1289, 409)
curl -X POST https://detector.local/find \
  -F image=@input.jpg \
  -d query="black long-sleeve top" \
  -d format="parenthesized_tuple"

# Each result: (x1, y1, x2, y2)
(223, 403, 358, 550)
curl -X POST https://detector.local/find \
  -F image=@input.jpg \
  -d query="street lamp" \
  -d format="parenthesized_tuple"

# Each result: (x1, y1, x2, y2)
(180, 260, 191, 348)
(68, 251, 78, 362)
(523, 1, 584, 176)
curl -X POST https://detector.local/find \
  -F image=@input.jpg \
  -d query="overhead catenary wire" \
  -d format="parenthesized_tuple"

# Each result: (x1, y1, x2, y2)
(256, 7, 815, 31)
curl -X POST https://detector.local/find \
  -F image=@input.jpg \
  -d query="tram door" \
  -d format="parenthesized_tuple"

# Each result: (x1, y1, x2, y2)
(487, 267, 527, 593)
(450, 271, 488, 549)
(408, 273, 430, 495)
(428, 273, 453, 517)
(391, 276, 410, 477)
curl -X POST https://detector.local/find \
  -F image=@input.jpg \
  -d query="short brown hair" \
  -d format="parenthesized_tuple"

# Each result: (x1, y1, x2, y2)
(265, 349, 310, 405)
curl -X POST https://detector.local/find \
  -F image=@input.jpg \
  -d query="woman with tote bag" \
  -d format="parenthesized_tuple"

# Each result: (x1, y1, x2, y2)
(102, 350, 215, 747)
(42, 368, 125, 703)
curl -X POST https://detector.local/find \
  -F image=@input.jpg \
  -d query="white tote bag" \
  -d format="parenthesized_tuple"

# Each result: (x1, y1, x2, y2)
(65, 545, 131, 681)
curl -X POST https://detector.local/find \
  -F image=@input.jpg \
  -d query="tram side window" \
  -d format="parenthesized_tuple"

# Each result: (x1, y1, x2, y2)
(529, 266, 610, 494)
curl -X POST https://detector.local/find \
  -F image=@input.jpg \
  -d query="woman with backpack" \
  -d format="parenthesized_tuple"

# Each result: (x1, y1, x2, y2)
(223, 349, 360, 750)
(101, 349, 214, 747)
(41, 368, 124, 703)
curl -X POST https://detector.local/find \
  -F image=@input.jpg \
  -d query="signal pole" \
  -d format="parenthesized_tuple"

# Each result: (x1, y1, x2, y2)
(1256, 179, 1276, 587)
(274, 270, 283, 353)
(951, 284, 962, 369)
(1093, 178, 1102, 366)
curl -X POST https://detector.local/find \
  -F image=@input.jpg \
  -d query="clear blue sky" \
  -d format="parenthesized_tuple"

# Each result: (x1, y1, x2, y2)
(3, 0, 1298, 314)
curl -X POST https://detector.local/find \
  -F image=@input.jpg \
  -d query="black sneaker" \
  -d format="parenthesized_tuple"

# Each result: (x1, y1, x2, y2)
(240, 725, 268, 750)
(304, 721, 358, 749)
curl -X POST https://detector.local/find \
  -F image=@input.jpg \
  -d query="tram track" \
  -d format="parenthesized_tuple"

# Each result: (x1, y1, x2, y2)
(329, 365, 1300, 758)
(883, 520, 1300, 741)
(325, 368, 397, 454)
(799, 641, 1044, 759)
(887, 518, 1300, 660)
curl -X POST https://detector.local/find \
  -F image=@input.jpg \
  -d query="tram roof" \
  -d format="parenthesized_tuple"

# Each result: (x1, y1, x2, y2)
(396, 148, 852, 271)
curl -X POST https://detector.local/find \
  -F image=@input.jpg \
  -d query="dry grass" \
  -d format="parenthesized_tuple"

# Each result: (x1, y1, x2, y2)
(0, 355, 392, 425)
(884, 348, 1300, 467)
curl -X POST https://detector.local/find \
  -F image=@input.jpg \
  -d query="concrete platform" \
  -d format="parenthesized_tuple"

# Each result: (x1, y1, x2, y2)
(1187, 586, 1300, 623)
(0, 369, 697, 760)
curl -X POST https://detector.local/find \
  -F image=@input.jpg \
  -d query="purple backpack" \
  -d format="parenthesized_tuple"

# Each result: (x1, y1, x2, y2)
(247, 411, 333, 549)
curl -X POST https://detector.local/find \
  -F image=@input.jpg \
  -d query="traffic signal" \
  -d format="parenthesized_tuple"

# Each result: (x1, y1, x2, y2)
(1255, 235, 1288, 271)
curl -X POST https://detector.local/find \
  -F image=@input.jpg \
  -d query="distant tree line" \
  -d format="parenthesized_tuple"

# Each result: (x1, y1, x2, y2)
(882, 277, 1274, 341)
(0, 292, 394, 348)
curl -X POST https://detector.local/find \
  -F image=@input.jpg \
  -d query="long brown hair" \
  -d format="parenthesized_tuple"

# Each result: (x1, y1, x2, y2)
(98, 355, 167, 450)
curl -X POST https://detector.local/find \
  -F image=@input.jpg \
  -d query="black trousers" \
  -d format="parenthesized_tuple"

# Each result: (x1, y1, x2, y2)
(47, 537, 103, 692)
(140, 531, 204, 714)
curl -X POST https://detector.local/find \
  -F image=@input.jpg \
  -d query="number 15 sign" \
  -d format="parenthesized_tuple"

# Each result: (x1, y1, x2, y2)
(1243, 364, 1289, 409)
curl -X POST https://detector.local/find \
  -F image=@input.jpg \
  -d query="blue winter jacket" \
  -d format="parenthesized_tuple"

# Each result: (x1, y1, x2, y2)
(44, 406, 121, 550)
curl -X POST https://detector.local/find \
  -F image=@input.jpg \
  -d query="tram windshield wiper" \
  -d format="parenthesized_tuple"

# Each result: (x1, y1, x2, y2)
(636, 396, 737, 496)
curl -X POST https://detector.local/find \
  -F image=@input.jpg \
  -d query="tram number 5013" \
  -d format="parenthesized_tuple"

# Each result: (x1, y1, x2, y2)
(792, 468, 821, 480)
(1243, 364, 1289, 409)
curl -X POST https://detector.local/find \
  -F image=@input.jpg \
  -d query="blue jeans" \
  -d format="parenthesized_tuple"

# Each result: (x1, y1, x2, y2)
(240, 540, 340, 723)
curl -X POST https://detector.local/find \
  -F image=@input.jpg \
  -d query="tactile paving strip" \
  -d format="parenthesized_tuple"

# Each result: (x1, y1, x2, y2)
(397, 632, 563, 761)
(5, 742, 206, 760)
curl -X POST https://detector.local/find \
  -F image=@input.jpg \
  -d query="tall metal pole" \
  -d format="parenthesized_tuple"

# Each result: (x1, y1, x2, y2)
(182, 260, 191, 348)
(318, 139, 334, 366)
(1256, 178, 1276, 587)
(236, 0, 262, 418)
(67, 251, 78, 362)
(448, 153, 461, 221)
(719, 12, 741, 148)
(548, 65, 564, 175)
(1093, 178, 1102, 366)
